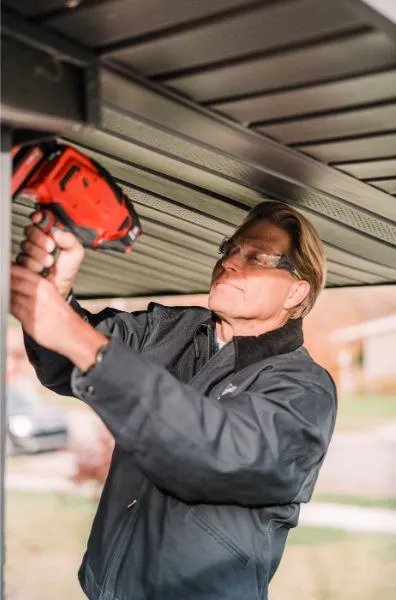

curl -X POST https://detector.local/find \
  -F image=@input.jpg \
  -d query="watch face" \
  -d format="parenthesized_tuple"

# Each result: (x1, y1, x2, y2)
(96, 339, 111, 364)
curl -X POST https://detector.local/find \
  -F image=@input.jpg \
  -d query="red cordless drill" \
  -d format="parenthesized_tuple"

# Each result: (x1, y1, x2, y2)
(12, 143, 142, 274)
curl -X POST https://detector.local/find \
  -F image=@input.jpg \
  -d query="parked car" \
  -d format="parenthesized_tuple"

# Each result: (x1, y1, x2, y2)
(6, 384, 69, 454)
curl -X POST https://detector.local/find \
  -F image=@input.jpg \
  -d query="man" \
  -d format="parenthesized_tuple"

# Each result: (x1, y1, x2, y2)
(10, 200, 337, 600)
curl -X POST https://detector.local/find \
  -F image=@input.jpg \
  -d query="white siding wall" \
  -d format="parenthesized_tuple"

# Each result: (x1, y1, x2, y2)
(364, 332, 396, 379)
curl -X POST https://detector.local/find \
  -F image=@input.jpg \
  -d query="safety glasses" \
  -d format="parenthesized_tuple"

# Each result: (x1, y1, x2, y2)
(218, 238, 302, 279)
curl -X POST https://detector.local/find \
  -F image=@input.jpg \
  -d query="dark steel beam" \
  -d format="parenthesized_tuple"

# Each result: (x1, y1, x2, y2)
(1, 8, 95, 66)
(1, 8, 100, 131)
(12, 129, 54, 146)
(0, 126, 12, 600)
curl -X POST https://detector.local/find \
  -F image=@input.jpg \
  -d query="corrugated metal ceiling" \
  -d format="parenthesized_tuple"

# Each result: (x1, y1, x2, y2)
(6, 0, 396, 298)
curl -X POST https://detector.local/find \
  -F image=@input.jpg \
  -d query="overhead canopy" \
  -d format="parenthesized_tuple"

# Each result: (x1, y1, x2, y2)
(3, 0, 396, 298)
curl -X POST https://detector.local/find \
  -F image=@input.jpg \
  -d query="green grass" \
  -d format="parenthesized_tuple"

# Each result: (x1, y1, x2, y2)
(287, 525, 396, 550)
(336, 393, 396, 431)
(5, 490, 96, 600)
(312, 492, 396, 510)
(270, 526, 396, 600)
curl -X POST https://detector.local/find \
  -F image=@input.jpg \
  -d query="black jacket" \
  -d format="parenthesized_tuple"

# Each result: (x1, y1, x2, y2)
(24, 300, 337, 600)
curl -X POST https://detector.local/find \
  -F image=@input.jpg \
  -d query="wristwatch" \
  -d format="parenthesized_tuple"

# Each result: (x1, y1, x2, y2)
(82, 338, 111, 376)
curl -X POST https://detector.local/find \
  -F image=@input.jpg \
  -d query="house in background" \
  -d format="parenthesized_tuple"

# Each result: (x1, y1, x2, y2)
(332, 314, 396, 395)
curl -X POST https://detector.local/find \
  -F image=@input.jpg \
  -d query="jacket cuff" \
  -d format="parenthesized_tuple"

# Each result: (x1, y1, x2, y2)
(70, 336, 151, 447)
(71, 336, 118, 401)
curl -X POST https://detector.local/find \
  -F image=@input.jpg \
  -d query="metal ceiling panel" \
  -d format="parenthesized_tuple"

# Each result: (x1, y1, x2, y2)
(298, 132, 396, 162)
(43, 0, 248, 48)
(293, 205, 396, 270)
(326, 272, 358, 286)
(104, 0, 365, 75)
(369, 179, 396, 194)
(338, 158, 396, 178)
(159, 31, 396, 102)
(256, 103, 396, 144)
(324, 244, 396, 281)
(325, 247, 396, 283)
(208, 70, 396, 125)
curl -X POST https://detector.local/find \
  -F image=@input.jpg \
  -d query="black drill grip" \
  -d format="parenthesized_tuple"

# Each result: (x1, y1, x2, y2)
(35, 211, 60, 278)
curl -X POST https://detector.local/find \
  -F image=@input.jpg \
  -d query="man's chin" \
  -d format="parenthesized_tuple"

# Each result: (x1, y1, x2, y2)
(208, 292, 239, 317)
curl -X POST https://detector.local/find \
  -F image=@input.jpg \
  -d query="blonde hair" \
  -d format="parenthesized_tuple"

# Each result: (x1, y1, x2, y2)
(240, 200, 326, 319)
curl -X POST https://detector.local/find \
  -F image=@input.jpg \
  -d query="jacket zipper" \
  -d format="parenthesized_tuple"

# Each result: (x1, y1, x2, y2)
(193, 340, 235, 396)
(189, 338, 233, 384)
(98, 482, 148, 599)
(98, 505, 135, 600)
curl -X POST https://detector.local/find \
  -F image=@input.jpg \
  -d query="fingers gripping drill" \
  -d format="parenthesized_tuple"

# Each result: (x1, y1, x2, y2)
(33, 211, 61, 277)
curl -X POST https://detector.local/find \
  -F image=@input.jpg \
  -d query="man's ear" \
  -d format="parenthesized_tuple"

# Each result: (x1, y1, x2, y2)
(283, 280, 310, 310)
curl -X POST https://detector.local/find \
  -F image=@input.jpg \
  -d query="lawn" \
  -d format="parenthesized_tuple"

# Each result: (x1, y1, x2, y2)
(335, 392, 396, 431)
(311, 491, 396, 510)
(5, 490, 396, 600)
(5, 491, 96, 600)
(270, 526, 396, 600)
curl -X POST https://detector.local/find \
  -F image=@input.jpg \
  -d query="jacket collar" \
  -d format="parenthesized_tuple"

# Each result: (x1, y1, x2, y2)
(195, 313, 304, 371)
(232, 317, 304, 371)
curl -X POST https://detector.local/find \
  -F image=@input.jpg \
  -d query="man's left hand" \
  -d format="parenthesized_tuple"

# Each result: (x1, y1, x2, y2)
(10, 264, 108, 371)
(10, 264, 78, 352)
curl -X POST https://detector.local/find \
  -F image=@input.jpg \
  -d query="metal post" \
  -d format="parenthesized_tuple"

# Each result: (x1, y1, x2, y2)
(0, 126, 12, 600)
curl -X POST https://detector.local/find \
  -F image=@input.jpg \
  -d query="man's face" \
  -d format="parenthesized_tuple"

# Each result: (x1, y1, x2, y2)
(208, 219, 299, 322)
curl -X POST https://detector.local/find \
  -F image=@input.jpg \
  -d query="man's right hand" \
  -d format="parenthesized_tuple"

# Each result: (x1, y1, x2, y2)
(16, 211, 85, 299)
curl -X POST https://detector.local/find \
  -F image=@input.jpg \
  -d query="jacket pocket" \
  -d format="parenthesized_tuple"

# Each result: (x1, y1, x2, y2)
(153, 501, 258, 599)
(190, 507, 250, 568)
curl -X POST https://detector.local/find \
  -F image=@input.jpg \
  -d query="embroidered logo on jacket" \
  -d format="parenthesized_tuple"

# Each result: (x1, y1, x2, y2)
(220, 383, 237, 397)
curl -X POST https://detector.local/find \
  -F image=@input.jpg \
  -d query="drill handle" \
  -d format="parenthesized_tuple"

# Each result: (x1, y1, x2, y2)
(35, 210, 61, 278)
